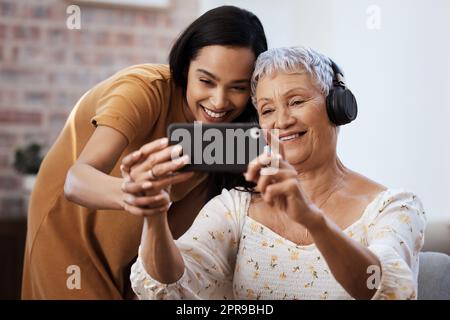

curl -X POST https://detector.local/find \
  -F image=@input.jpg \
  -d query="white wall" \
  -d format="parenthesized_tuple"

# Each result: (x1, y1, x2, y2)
(200, 0, 450, 220)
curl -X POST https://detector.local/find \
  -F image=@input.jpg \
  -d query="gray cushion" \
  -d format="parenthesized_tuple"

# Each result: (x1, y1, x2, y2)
(418, 251, 450, 300)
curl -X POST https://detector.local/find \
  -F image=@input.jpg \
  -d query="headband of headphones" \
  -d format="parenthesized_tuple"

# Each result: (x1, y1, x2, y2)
(330, 60, 347, 89)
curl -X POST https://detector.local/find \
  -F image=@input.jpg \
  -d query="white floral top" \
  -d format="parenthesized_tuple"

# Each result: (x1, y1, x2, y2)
(130, 188, 426, 300)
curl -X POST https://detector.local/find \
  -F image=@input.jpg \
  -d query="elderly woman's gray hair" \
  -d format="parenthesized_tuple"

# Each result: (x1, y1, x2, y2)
(251, 46, 335, 106)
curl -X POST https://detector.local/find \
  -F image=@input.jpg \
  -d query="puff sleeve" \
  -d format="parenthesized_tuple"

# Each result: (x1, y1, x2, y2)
(367, 190, 426, 300)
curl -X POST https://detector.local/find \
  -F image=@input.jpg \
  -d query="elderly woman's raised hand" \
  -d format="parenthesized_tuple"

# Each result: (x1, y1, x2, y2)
(244, 142, 323, 230)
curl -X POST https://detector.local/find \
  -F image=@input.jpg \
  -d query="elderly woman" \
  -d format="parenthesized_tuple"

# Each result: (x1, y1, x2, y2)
(129, 47, 426, 300)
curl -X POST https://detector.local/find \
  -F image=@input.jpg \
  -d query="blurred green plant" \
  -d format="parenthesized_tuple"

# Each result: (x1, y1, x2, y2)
(13, 142, 43, 175)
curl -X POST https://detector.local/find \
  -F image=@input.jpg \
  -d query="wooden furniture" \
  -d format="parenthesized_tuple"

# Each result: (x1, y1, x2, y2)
(0, 218, 27, 299)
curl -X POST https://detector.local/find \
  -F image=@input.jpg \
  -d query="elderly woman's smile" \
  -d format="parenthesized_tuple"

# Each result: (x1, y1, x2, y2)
(279, 130, 308, 142)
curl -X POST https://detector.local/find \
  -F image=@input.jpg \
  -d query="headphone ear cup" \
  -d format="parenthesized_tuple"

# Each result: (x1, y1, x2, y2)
(326, 88, 339, 125)
(326, 87, 358, 126)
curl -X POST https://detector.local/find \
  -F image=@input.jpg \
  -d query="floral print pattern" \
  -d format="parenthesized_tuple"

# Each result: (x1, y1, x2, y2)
(130, 188, 426, 300)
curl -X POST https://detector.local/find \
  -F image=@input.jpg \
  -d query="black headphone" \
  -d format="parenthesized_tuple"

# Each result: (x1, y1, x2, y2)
(326, 60, 358, 126)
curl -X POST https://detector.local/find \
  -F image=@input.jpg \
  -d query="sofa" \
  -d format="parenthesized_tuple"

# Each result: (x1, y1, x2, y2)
(417, 217, 450, 300)
(418, 252, 450, 300)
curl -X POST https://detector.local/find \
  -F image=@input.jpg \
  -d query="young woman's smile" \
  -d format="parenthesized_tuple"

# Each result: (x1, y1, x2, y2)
(185, 45, 255, 123)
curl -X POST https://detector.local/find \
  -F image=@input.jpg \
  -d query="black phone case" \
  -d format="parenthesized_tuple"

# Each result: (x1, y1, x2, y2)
(167, 123, 266, 172)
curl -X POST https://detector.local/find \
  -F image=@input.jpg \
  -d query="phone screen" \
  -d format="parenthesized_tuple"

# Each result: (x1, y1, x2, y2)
(167, 122, 267, 172)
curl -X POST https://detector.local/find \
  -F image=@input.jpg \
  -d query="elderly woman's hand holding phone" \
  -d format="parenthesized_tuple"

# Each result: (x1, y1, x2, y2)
(245, 137, 323, 231)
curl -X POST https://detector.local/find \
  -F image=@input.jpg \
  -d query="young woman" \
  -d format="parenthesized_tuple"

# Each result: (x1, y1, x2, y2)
(22, 6, 267, 299)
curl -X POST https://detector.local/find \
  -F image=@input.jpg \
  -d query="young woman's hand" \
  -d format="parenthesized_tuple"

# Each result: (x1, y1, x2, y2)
(120, 137, 193, 216)
(244, 142, 322, 229)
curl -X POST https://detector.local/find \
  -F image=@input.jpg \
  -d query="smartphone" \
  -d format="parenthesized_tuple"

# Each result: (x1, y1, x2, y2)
(167, 122, 267, 172)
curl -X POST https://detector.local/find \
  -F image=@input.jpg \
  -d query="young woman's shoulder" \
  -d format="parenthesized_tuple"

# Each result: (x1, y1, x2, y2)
(86, 63, 180, 145)
(114, 64, 173, 83)
(88, 63, 175, 103)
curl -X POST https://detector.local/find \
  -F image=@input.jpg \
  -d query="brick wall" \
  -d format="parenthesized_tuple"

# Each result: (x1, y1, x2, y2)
(0, 0, 199, 217)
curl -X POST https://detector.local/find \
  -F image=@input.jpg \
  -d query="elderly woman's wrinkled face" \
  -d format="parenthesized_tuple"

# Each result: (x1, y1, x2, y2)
(255, 71, 337, 167)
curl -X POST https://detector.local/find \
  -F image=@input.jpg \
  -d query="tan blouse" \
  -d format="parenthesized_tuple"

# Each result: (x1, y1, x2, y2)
(22, 64, 207, 299)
